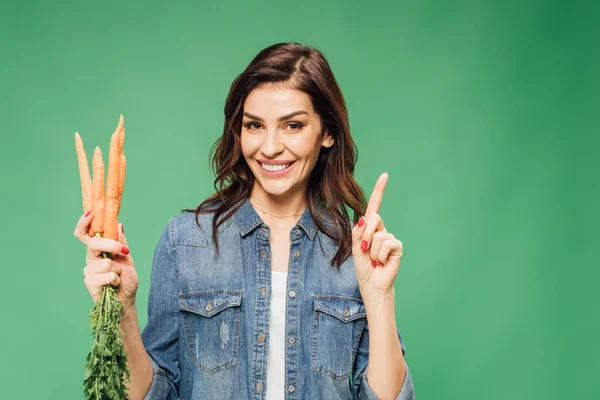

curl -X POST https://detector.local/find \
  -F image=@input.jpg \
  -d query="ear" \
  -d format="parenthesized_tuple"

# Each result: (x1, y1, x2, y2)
(321, 129, 334, 148)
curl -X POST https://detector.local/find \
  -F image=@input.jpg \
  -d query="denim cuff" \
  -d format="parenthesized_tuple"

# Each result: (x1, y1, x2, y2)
(143, 355, 174, 400)
(359, 364, 415, 400)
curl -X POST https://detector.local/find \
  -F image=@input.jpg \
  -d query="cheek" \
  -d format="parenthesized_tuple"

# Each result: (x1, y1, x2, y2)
(289, 135, 320, 159)
(240, 133, 258, 156)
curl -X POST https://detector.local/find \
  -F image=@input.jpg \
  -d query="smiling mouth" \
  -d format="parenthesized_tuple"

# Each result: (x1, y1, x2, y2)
(258, 160, 295, 172)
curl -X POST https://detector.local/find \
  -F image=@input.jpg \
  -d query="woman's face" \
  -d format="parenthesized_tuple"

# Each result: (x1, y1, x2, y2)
(241, 83, 334, 200)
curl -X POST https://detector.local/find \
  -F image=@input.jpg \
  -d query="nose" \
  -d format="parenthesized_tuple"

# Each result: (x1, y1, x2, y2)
(261, 128, 285, 157)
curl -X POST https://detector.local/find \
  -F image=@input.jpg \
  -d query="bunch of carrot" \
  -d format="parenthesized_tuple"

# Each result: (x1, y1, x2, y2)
(75, 114, 127, 243)
(75, 115, 130, 400)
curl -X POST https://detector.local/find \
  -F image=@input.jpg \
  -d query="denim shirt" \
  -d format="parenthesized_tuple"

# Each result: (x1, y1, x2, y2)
(141, 198, 415, 400)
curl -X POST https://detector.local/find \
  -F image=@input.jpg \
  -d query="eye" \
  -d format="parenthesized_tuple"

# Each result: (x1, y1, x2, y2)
(244, 122, 261, 130)
(287, 122, 304, 131)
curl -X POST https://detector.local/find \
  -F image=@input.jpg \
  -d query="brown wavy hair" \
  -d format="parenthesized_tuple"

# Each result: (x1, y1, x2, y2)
(181, 42, 367, 267)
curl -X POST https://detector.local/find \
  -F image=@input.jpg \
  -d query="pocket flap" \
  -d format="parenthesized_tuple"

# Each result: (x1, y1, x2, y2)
(314, 295, 366, 323)
(178, 289, 243, 317)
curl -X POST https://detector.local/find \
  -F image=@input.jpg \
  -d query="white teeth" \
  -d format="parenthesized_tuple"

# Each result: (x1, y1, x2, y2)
(261, 163, 291, 172)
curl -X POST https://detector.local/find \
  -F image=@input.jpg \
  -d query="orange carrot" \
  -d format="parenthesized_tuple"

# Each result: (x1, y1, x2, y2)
(117, 116, 126, 214)
(103, 116, 124, 240)
(117, 152, 126, 216)
(118, 114, 125, 153)
(75, 131, 94, 236)
(80, 117, 130, 400)
(91, 147, 105, 235)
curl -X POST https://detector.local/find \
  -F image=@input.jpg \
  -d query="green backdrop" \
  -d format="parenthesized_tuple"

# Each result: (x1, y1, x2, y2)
(1, 0, 598, 398)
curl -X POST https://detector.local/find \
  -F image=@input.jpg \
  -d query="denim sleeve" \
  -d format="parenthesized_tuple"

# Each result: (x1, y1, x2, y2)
(351, 323, 415, 400)
(141, 218, 180, 400)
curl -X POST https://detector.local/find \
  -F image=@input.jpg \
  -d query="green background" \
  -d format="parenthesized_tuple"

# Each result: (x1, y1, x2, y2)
(1, 0, 598, 398)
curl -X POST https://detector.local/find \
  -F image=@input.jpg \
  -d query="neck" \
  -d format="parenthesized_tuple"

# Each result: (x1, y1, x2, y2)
(248, 184, 307, 219)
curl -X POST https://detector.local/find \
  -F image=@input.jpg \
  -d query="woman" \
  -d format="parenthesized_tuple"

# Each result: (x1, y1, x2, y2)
(75, 42, 415, 400)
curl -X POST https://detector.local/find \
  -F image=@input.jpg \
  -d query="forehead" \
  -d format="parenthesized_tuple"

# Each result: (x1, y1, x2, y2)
(243, 83, 314, 117)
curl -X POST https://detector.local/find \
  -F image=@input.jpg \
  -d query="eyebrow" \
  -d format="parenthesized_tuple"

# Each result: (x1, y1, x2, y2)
(243, 110, 309, 122)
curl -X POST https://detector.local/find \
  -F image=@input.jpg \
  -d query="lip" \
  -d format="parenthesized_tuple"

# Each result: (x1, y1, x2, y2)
(256, 159, 296, 177)
(256, 159, 296, 165)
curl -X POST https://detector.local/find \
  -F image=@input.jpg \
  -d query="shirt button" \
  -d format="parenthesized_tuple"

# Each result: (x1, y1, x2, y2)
(206, 302, 212, 311)
(294, 229, 301, 235)
(259, 332, 265, 343)
(344, 308, 350, 317)
(288, 337, 295, 344)
(256, 381, 262, 392)
(289, 291, 296, 298)
(288, 385, 295, 392)
(261, 287, 267, 296)
(293, 251, 300, 258)
(261, 249, 266, 259)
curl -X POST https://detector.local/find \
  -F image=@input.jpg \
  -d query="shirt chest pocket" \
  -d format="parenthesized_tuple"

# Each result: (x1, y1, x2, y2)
(311, 295, 367, 381)
(178, 289, 243, 374)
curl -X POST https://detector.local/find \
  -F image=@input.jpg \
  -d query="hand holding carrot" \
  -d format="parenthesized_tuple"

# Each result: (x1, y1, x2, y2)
(74, 211, 138, 309)
(73, 114, 135, 306)
(73, 114, 133, 399)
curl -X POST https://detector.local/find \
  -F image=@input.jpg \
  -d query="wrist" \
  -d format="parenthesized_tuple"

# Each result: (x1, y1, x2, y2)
(120, 301, 139, 333)
(360, 285, 395, 305)
(121, 299, 137, 318)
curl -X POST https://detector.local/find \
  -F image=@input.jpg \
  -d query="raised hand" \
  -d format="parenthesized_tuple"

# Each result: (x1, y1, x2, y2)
(352, 172, 404, 296)
(74, 210, 138, 311)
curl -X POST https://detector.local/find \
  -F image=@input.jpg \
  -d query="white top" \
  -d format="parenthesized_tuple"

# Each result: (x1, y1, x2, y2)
(266, 271, 287, 400)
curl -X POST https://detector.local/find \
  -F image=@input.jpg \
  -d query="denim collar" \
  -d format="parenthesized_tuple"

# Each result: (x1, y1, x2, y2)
(233, 197, 317, 240)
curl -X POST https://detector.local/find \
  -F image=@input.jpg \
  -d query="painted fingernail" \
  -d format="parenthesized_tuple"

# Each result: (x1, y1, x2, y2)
(84, 210, 92, 217)
(361, 240, 368, 251)
(358, 217, 365, 228)
(371, 259, 377, 267)
(121, 246, 130, 255)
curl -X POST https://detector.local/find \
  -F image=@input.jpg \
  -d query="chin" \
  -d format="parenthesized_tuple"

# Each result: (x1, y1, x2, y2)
(255, 179, 294, 197)
(262, 185, 293, 197)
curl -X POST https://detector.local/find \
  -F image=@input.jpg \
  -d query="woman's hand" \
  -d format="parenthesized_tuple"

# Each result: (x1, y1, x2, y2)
(74, 210, 139, 311)
(352, 173, 404, 297)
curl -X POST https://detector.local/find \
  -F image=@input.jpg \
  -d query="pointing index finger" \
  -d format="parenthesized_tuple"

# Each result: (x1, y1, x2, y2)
(365, 172, 388, 217)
